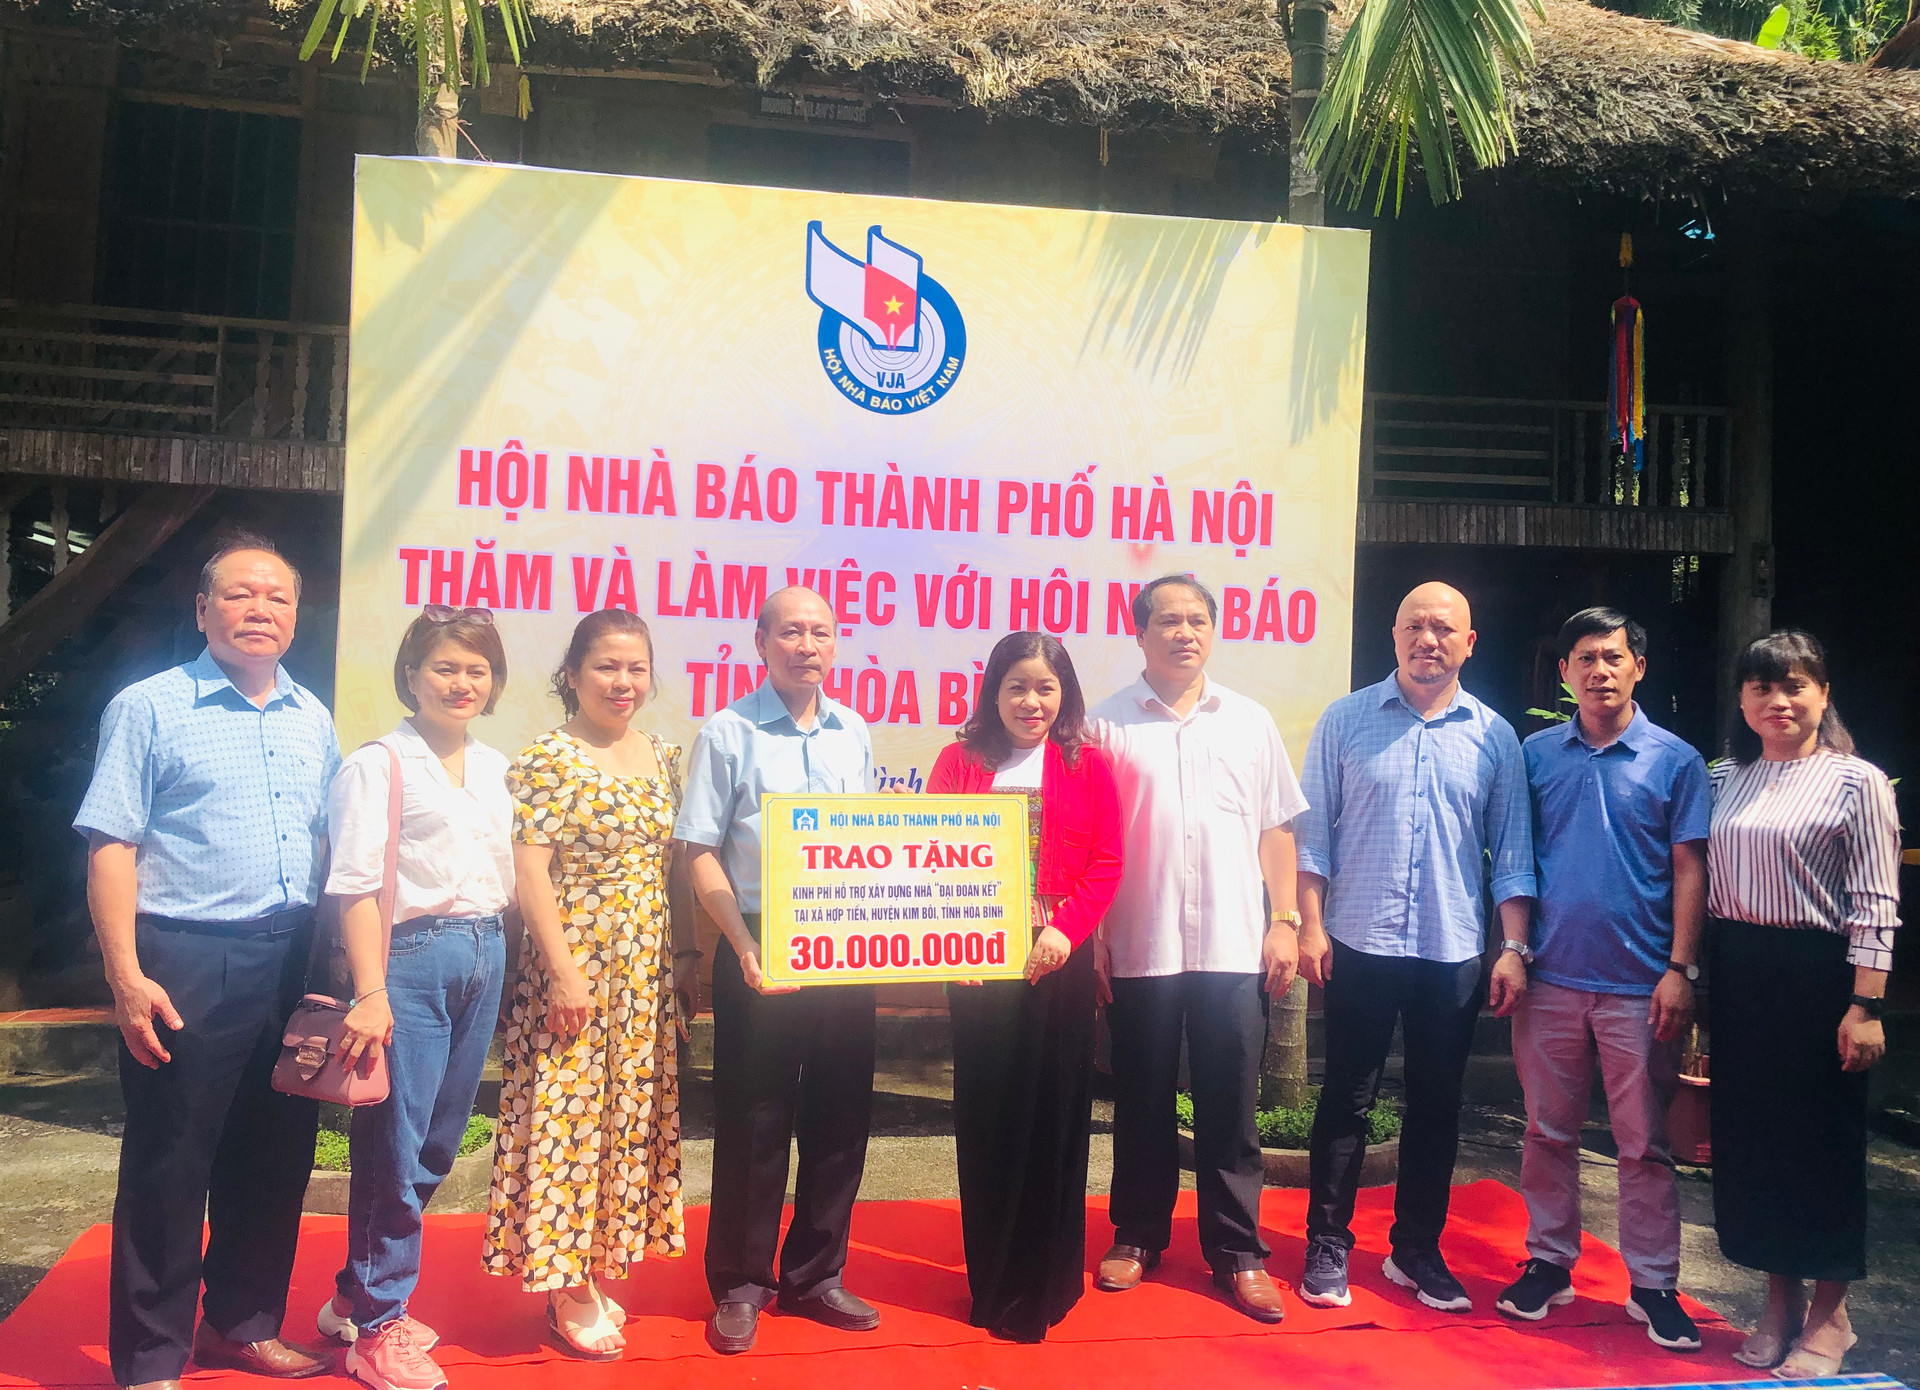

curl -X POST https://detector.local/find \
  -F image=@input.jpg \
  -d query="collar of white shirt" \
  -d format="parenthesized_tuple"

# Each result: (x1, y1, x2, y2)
(1127, 673, 1223, 722)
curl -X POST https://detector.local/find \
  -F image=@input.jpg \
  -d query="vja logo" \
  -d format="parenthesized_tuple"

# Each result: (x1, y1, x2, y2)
(791, 807, 820, 831)
(805, 222, 966, 415)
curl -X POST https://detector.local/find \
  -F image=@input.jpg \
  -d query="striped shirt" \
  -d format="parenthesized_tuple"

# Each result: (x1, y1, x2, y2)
(1706, 750, 1902, 971)
(1295, 671, 1535, 964)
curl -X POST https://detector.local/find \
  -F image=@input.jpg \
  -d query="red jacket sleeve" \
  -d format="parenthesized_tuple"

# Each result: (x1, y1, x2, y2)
(927, 742, 979, 795)
(1046, 746, 1125, 948)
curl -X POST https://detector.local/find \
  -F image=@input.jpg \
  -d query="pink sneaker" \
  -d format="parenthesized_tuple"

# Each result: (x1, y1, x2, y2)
(319, 1296, 440, 1350)
(345, 1317, 447, 1390)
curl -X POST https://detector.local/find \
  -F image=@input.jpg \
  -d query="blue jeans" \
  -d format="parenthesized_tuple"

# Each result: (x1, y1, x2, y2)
(337, 915, 505, 1331)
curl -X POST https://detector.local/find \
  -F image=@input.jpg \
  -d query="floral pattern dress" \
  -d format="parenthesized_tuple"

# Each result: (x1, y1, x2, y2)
(483, 730, 686, 1290)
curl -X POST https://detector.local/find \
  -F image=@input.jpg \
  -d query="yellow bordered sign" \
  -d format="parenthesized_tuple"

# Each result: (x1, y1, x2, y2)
(761, 793, 1032, 986)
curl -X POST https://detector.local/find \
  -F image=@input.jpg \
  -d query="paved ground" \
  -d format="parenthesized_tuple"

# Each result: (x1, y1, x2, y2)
(2, 1054, 1915, 1384)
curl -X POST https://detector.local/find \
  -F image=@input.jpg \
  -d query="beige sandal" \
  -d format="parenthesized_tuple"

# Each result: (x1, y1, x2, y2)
(1732, 1300, 1806, 1370)
(1773, 1330, 1857, 1380)
(547, 1290, 624, 1362)
(590, 1283, 628, 1329)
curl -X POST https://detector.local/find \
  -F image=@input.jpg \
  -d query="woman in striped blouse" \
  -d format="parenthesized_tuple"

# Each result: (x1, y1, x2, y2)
(1707, 630, 1899, 1379)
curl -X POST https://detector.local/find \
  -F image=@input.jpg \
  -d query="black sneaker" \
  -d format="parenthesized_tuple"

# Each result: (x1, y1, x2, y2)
(1495, 1259, 1575, 1321)
(1298, 1238, 1352, 1308)
(1382, 1248, 1472, 1312)
(1628, 1287, 1702, 1351)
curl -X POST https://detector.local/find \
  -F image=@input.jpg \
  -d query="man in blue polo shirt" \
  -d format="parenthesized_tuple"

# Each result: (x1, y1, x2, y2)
(1497, 607, 1709, 1353)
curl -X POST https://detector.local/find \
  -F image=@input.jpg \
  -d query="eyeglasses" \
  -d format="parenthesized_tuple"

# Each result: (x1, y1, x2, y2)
(421, 605, 495, 625)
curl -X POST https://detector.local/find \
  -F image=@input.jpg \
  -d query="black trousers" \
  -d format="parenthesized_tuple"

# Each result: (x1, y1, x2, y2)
(1307, 939, 1482, 1256)
(111, 916, 319, 1386)
(1708, 919, 1868, 1281)
(950, 945, 1097, 1341)
(1107, 972, 1270, 1273)
(705, 929, 877, 1308)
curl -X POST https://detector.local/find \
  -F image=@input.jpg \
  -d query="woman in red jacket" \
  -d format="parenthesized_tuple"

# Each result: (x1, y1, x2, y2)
(928, 631, 1124, 1342)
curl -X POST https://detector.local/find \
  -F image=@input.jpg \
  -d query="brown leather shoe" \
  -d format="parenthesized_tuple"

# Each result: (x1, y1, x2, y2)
(1214, 1267, 1287, 1323)
(191, 1326, 331, 1379)
(122, 1381, 183, 1390)
(1095, 1243, 1161, 1292)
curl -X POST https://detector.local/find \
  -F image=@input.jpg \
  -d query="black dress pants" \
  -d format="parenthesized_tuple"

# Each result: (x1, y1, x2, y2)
(111, 916, 319, 1386)
(1107, 972, 1270, 1274)
(705, 929, 877, 1308)
(1306, 938, 1482, 1256)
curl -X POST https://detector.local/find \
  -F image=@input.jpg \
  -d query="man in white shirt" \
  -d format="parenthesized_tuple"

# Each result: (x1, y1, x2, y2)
(1088, 575, 1309, 1323)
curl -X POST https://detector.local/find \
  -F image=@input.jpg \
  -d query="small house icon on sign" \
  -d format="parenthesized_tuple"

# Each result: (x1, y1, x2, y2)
(792, 808, 819, 831)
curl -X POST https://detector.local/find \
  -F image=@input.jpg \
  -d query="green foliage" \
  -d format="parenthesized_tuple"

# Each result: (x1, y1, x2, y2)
(298, 0, 535, 102)
(1525, 682, 1577, 724)
(312, 1114, 493, 1171)
(314, 1129, 352, 1172)
(1598, 0, 1897, 59)
(1176, 1089, 1401, 1151)
(1301, 0, 1546, 211)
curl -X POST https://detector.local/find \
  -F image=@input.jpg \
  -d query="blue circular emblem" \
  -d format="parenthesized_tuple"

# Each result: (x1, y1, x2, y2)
(815, 276, 966, 416)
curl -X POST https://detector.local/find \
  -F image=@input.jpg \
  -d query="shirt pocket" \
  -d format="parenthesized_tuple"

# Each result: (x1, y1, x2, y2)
(1211, 753, 1257, 816)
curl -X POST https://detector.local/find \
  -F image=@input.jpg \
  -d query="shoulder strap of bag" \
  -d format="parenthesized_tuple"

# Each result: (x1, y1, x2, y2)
(358, 737, 405, 971)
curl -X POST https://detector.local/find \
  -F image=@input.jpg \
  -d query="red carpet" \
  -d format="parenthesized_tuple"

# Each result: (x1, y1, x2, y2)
(0, 1182, 1747, 1390)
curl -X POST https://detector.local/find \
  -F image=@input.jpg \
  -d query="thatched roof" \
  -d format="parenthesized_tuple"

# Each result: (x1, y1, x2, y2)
(16, 0, 1920, 198)
(458, 0, 1920, 199)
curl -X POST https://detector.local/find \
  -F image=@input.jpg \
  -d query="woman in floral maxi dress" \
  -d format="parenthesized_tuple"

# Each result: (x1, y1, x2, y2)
(484, 609, 695, 1359)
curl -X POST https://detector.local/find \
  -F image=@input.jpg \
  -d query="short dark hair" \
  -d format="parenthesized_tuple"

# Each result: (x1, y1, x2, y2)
(394, 611, 507, 715)
(553, 608, 655, 718)
(1556, 606, 1647, 662)
(1130, 574, 1217, 636)
(1727, 629, 1855, 762)
(955, 632, 1090, 769)
(199, 531, 302, 599)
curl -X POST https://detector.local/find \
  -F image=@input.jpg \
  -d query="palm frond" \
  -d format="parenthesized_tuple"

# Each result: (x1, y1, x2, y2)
(1302, 0, 1544, 210)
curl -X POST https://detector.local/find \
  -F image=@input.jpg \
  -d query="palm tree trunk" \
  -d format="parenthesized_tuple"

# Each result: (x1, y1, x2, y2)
(416, 82, 461, 157)
(1262, 976, 1312, 1111)
(1287, 0, 1331, 227)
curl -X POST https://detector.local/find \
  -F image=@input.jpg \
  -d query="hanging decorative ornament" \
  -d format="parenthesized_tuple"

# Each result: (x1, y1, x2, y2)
(1609, 232, 1645, 475)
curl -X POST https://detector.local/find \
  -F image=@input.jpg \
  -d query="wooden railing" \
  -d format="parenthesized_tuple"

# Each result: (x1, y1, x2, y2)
(0, 302, 347, 444)
(1362, 393, 1732, 509)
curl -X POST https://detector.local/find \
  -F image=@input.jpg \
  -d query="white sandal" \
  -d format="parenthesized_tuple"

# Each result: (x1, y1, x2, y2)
(547, 1290, 624, 1362)
(590, 1283, 628, 1329)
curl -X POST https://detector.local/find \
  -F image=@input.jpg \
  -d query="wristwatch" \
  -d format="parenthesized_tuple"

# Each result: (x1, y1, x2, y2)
(1666, 959, 1699, 982)
(1850, 994, 1885, 1019)
(1269, 909, 1303, 930)
(1501, 939, 1533, 965)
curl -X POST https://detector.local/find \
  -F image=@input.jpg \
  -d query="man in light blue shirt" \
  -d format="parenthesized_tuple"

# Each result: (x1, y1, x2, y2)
(675, 586, 877, 1355)
(1292, 582, 1535, 1314)
(74, 535, 338, 1390)
(1496, 607, 1709, 1351)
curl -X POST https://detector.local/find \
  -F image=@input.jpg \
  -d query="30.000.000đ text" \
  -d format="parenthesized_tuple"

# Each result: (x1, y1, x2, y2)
(787, 930, 1008, 973)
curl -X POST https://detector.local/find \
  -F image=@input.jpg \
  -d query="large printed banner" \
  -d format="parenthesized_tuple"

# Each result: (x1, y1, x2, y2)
(337, 157, 1370, 778)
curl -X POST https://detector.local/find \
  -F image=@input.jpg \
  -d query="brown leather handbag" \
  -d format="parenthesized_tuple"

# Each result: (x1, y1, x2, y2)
(272, 740, 401, 1106)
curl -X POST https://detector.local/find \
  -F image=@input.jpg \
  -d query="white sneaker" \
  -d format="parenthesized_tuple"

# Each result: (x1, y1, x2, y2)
(319, 1297, 439, 1351)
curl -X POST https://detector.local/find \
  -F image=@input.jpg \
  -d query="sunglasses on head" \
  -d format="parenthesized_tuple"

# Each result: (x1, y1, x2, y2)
(421, 605, 495, 625)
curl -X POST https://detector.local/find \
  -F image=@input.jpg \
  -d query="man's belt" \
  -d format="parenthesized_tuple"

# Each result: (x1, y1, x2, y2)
(137, 904, 316, 938)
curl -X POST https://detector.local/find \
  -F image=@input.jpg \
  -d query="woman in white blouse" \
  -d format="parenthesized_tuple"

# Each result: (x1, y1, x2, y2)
(1707, 631, 1899, 1379)
(319, 607, 516, 1390)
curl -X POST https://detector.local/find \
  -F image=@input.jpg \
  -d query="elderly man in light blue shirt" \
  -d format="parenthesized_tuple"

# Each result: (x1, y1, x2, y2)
(74, 535, 338, 1390)
(1291, 582, 1535, 1315)
(675, 586, 877, 1356)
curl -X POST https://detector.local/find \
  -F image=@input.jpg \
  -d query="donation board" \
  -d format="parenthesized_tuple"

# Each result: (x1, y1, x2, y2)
(336, 157, 1370, 784)
(760, 794, 1031, 986)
